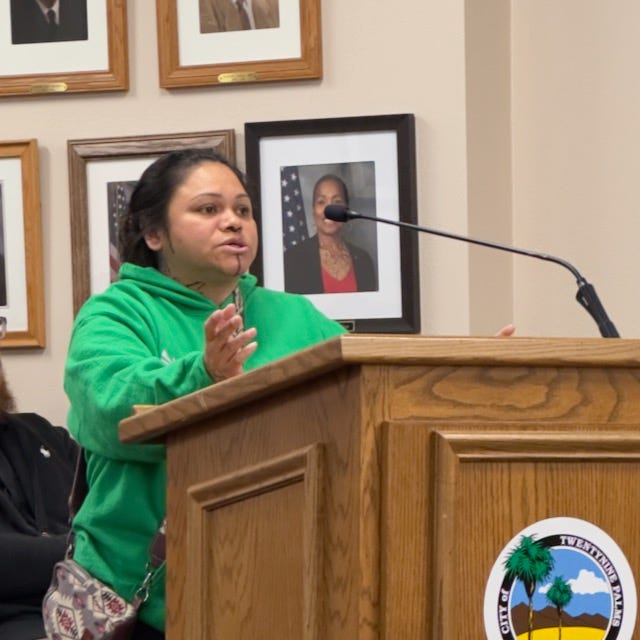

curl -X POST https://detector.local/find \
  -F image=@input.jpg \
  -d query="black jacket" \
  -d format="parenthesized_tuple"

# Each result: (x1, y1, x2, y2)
(0, 413, 78, 632)
(284, 234, 378, 294)
(10, 0, 88, 45)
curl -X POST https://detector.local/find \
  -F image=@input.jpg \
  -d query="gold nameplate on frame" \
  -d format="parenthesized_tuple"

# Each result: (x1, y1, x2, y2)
(30, 82, 68, 94)
(217, 72, 258, 84)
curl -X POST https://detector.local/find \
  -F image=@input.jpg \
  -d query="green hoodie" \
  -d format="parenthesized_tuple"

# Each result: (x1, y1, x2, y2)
(64, 263, 346, 631)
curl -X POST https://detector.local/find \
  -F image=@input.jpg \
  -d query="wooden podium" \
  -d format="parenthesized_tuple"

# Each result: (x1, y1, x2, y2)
(120, 335, 640, 639)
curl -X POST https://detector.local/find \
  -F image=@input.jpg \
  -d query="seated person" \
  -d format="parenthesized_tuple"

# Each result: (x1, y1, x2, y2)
(0, 333, 78, 640)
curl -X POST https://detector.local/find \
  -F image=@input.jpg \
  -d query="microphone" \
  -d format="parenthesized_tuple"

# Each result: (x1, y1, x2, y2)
(324, 204, 620, 338)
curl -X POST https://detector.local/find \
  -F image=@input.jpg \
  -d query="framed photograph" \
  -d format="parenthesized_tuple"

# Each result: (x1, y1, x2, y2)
(156, 0, 321, 88)
(67, 130, 235, 314)
(0, 140, 45, 348)
(244, 113, 420, 333)
(0, 0, 128, 97)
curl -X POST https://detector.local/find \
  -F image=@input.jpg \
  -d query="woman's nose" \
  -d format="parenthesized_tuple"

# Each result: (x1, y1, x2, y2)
(222, 208, 242, 229)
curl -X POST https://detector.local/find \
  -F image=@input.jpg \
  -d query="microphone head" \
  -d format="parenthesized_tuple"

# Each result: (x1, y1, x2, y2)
(324, 204, 351, 222)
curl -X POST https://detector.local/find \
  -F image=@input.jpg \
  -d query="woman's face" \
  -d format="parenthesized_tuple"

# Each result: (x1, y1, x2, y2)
(144, 161, 258, 287)
(312, 178, 347, 237)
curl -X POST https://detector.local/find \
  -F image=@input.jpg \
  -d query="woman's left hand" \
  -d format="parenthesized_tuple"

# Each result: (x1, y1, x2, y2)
(495, 324, 516, 337)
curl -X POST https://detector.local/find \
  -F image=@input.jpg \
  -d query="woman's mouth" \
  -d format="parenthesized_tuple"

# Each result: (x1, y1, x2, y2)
(222, 239, 248, 253)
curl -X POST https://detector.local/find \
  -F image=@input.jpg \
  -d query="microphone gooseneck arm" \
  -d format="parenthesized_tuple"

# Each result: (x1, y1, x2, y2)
(324, 205, 619, 338)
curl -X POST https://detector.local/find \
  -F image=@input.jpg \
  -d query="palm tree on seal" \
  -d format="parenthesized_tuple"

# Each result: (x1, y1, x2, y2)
(546, 576, 573, 640)
(504, 535, 554, 639)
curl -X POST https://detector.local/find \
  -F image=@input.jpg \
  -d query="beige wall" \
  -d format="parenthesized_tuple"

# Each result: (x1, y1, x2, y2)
(465, 0, 513, 335)
(511, 0, 639, 338)
(0, 0, 636, 426)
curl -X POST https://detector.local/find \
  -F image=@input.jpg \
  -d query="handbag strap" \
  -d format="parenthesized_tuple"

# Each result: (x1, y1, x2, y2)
(67, 448, 167, 604)
(133, 518, 167, 607)
(68, 446, 89, 522)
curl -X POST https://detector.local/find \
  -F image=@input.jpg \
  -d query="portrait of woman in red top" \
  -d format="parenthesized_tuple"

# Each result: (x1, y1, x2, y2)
(284, 172, 378, 295)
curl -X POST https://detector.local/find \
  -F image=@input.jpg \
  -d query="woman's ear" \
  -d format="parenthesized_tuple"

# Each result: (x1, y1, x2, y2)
(143, 228, 163, 251)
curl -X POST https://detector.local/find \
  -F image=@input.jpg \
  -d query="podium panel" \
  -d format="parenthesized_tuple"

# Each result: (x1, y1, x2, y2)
(120, 336, 640, 639)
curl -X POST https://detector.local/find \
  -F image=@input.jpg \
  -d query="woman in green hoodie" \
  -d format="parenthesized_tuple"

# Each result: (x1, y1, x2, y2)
(64, 149, 346, 639)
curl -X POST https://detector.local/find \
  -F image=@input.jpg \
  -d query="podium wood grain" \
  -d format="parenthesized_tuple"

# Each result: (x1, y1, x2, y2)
(120, 335, 640, 639)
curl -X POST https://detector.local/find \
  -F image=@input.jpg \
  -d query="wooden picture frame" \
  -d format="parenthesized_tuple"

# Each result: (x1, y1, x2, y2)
(0, 0, 128, 97)
(0, 140, 45, 348)
(156, 0, 321, 88)
(244, 114, 420, 334)
(67, 130, 235, 314)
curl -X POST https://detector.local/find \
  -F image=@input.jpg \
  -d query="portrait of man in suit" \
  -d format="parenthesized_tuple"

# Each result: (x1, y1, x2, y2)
(10, 0, 89, 45)
(199, 0, 280, 33)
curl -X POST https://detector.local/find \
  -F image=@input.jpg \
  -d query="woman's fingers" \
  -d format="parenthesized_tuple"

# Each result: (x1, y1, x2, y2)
(495, 324, 516, 337)
(203, 304, 258, 380)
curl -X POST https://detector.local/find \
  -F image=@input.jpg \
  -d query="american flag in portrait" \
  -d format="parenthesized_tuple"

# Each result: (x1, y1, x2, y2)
(107, 180, 137, 282)
(280, 166, 309, 251)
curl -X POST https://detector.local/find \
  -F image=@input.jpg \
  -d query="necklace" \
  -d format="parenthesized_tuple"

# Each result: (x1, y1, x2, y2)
(232, 286, 244, 336)
(319, 241, 352, 279)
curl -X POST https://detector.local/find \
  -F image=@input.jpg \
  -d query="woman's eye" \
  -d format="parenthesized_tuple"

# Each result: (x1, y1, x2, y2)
(200, 204, 217, 214)
(237, 206, 252, 218)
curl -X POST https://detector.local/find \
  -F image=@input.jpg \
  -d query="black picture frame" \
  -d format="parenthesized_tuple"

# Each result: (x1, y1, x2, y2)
(244, 113, 420, 333)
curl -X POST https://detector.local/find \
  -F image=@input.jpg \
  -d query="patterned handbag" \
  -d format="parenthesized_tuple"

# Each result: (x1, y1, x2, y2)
(42, 450, 166, 640)
(42, 559, 139, 639)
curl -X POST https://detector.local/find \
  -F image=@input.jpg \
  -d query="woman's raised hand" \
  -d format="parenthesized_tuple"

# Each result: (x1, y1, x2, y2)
(203, 303, 257, 381)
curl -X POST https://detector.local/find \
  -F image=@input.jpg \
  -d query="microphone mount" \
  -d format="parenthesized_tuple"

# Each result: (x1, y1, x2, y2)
(324, 204, 620, 338)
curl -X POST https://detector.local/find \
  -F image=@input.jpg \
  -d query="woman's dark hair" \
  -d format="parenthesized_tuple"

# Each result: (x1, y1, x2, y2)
(118, 148, 250, 268)
(312, 174, 350, 208)
(0, 362, 16, 416)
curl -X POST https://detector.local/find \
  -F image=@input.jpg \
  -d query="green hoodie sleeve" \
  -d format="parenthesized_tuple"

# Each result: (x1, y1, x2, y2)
(64, 295, 213, 463)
